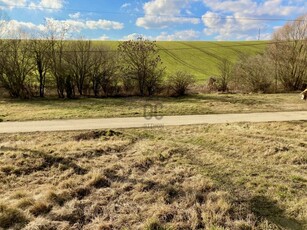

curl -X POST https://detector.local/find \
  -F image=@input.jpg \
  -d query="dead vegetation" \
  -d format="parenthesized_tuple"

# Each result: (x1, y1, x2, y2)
(0, 122, 306, 229)
(0, 93, 307, 122)
(73, 130, 122, 141)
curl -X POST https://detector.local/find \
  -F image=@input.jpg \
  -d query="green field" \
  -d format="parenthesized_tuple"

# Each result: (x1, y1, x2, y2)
(96, 41, 267, 81)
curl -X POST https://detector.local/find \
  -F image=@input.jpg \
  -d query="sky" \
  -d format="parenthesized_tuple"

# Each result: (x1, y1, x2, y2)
(0, 0, 306, 41)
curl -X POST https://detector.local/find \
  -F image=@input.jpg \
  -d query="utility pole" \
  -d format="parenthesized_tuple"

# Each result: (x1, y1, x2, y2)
(258, 28, 261, 40)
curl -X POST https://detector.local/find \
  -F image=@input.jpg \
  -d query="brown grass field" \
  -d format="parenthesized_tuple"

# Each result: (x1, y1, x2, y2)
(0, 122, 306, 229)
(0, 93, 306, 122)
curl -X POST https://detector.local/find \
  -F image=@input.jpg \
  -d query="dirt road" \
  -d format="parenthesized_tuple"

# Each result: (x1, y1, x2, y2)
(0, 111, 306, 133)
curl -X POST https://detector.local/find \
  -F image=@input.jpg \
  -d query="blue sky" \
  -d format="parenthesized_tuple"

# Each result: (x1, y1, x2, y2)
(0, 0, 306, 41)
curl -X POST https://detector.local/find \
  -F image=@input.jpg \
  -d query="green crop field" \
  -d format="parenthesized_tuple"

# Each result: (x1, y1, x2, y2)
(0, 40, 267, 83)
(96, 40, 267, 82)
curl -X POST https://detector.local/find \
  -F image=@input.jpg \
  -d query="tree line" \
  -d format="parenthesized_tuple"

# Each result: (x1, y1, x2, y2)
(0, 36, 163, 98)
(0, 33, 196, 99)
(213, 14, 307, 93)
(0, 14, 306, 99)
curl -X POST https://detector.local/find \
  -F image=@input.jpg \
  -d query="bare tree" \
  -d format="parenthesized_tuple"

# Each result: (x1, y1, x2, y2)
(217, 58, 232, 92)
(269, 14, 307, 91)
(65, 39, 93, 96)
(30, 38, 52, 97)
(91, 46, 118, 97)
(118, 37, 164, 96)
(46, 20, 71, 98)
(0, 38, 34, 98)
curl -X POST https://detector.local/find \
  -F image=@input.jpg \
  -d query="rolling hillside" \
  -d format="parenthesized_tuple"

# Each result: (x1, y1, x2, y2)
(99, 40, 267, 82)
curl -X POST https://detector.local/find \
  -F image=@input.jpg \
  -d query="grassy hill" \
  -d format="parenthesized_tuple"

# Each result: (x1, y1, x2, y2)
(98, 41, 267, 82)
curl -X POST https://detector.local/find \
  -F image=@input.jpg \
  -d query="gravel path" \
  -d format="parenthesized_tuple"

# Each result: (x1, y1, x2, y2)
(0, 111, 306, 133)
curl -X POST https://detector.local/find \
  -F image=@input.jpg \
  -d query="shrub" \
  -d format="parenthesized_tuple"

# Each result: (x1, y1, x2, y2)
(168, 71, 196, 96)
(232, 54, 273, 93)
(118, 38, 165, 96)
(268, 14, 307, 91)
(217, 59, 233, 92)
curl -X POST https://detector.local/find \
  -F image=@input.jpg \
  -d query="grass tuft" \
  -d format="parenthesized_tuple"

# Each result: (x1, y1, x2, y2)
(145, 219, 168, 230)
(0, 203, 29, 228)
(74, 129, 122, 141)
(30, 202, 53, 216)
(88, 172, 111, 188)
(45, 190, 72, 206)
(16, 197, 35, 209)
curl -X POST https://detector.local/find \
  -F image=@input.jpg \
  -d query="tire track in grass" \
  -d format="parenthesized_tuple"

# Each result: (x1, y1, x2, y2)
(210, 41, 265, 57)
(179, 42, 225, 63)
(209, 41, 245, 56)
(157, 44, 208, 75)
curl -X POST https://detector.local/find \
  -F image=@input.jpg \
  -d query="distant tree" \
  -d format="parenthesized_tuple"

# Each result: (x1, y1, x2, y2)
(168, 71, 196, 96)
(268, 14, 307, 91)
(46, 21, 71, 98)
(30, 38, 52, 97)
(118, 37, 164, 96)
(233, 54, 273, 93)
(0, 38, 34, 98)
(217, 58, 232, 92)
(65, 40, 93, 96)
(91, 46, 118, 97)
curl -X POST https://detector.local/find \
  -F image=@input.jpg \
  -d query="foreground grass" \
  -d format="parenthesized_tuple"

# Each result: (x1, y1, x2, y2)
(0, 122, 306, 229)
(0, 93, 306, 122)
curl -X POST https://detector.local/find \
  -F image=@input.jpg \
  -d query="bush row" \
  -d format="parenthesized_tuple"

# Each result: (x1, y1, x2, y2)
(0, 38, 197, 99)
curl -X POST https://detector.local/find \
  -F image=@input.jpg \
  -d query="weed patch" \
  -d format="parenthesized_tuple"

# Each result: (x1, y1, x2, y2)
(74, 129, 122, 141)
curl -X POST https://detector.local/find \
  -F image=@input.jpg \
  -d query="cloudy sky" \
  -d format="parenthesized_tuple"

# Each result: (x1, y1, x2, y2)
(0, 0, 306, 41)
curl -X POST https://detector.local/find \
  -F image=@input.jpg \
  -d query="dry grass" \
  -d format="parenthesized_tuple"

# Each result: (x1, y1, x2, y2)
(0, 93, 306, 121)
(0, 122, 306, 229)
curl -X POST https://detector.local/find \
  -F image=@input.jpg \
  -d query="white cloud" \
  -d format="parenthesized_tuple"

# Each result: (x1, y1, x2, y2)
(29, 0, 65, 11)
(38, 0, 64, 10)
(136, 0, 200, 29)
(85, 19, 124, 30)
(69, 12, 81, 19)
(201, 11, 221, 35)
(202, 0, 306, 17)
(0, 18, 124, 38)
(121, 33, 146, 41)
(0, 0, 65, 11)
(44, 18, 124, 32)
(137, 16, 199, 29)
(201, 0, 307, 40)
(122, 30, 200, 41)
(96, 35, 109, 41)
(202, 12, 268, 40)
(0, 19, 42, 37)
(121, 3, 131, 9)
(155, 30, 200, 41)
(0, 0, 27, 9)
